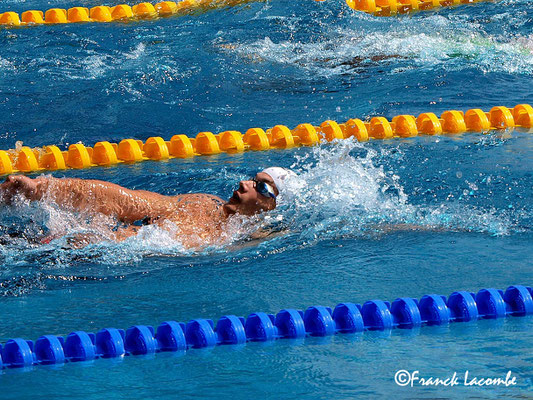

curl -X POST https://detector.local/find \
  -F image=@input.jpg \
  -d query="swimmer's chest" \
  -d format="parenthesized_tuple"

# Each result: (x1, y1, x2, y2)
(172, 194, 225, 224)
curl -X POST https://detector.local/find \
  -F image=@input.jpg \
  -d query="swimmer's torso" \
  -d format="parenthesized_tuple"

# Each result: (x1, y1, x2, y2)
(33, 177, 229, 247)
(158, 194, 228, 246)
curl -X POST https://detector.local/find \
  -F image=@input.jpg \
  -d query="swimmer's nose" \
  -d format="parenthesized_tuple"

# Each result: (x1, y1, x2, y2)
(239, 180, 253, 192)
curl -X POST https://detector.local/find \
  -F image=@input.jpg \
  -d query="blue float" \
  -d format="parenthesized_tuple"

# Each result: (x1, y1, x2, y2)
(332, 303, 364, 333)
(216, 315, 247, 345)
(447, 291, 479, 322)
(0, 284, 530, 372)
(418, 294, 450, 325)
(185, 319, 217, 348)
(2, 338, 35, 368)
(244, 312, 278, 341)
(503, 285, 533, 316)
(95, 328, 125, 358)
(303, 306, 336, 337)
(64, 331, 96, 361)
(391, 298, 422, 328)
(475, 289, 507, 319)
(155, 321, 187, 351)
(361, 300, 394, 330)
(34, 335, 65, 365)
(124, 325, 158, 355)
(275, 309, 306, 338)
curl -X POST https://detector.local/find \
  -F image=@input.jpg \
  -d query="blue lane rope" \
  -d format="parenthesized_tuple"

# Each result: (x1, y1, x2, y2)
(1, 284, 532, 370)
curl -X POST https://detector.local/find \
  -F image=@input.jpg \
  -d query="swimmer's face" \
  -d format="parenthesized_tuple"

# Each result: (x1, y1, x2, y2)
(223, 172, 278, 216)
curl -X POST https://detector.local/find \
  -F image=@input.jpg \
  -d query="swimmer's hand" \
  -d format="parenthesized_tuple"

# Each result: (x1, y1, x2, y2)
(113, 225, 140, 241)
(65, 233, 103, 249)
(0, 175, 43, 204)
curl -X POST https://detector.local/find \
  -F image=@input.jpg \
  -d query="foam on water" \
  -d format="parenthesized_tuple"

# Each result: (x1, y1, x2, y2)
(227, 25, 533, 77)
(0, 56, 15, 71)
(275, 139, 514, 242)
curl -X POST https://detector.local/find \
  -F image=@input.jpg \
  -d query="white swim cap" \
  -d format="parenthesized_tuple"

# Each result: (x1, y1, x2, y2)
(262, 167, 297, 197)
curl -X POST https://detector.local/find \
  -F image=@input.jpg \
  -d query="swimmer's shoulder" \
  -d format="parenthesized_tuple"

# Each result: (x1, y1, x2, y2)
(172, 194, 226, 218)
(174, 193, 225, 205)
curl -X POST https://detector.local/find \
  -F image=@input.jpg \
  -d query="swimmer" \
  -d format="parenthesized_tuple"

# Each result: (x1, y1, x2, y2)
(0, 167, 296, 247)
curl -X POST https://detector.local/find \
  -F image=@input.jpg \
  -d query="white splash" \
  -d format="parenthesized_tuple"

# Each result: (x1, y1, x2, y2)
(222, 18, 533, 76)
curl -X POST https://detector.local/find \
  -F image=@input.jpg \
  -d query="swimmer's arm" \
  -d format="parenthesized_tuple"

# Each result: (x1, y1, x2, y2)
(41, 225, 140, 249)
(372, 223, 445, 233)
(249, 229, 274, 240)
(57, 226, 140, 249)
(249, 227, 291, 240)
(222, 229, 291, 253)
(2, 175, 176, 223)
(36, 177, 173, 222)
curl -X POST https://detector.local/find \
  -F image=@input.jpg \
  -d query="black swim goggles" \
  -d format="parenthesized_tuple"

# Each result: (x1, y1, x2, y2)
(252, 178, 277, 199)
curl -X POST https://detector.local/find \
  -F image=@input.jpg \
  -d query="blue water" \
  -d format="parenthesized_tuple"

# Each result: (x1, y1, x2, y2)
(0, 0, 532, 398)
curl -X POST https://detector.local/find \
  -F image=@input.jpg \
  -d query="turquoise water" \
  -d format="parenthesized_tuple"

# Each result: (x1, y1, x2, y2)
(0, 0, 532, 398)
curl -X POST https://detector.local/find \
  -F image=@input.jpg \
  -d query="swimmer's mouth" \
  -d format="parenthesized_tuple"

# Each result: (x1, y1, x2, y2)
(229, 190, 240, 203)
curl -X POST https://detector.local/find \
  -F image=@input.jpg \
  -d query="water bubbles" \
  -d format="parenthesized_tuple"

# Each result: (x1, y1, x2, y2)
(467, 181, 478, 191)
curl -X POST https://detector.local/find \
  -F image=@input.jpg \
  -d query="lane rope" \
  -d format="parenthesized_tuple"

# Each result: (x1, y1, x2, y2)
(0, 0, 260, 27)
(0, 0, 497, 28)
(344, 0, 494, 16)
(0, 284, 531, 370)
(0, 104, 531, 176)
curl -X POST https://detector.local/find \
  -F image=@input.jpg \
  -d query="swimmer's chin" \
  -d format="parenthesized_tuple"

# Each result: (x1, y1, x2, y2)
(223, 202, 237, 215)
(223, 194, 240, 215)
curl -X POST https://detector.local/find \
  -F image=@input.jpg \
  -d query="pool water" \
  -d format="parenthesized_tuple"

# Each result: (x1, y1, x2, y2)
(0, 0, 532, 398)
